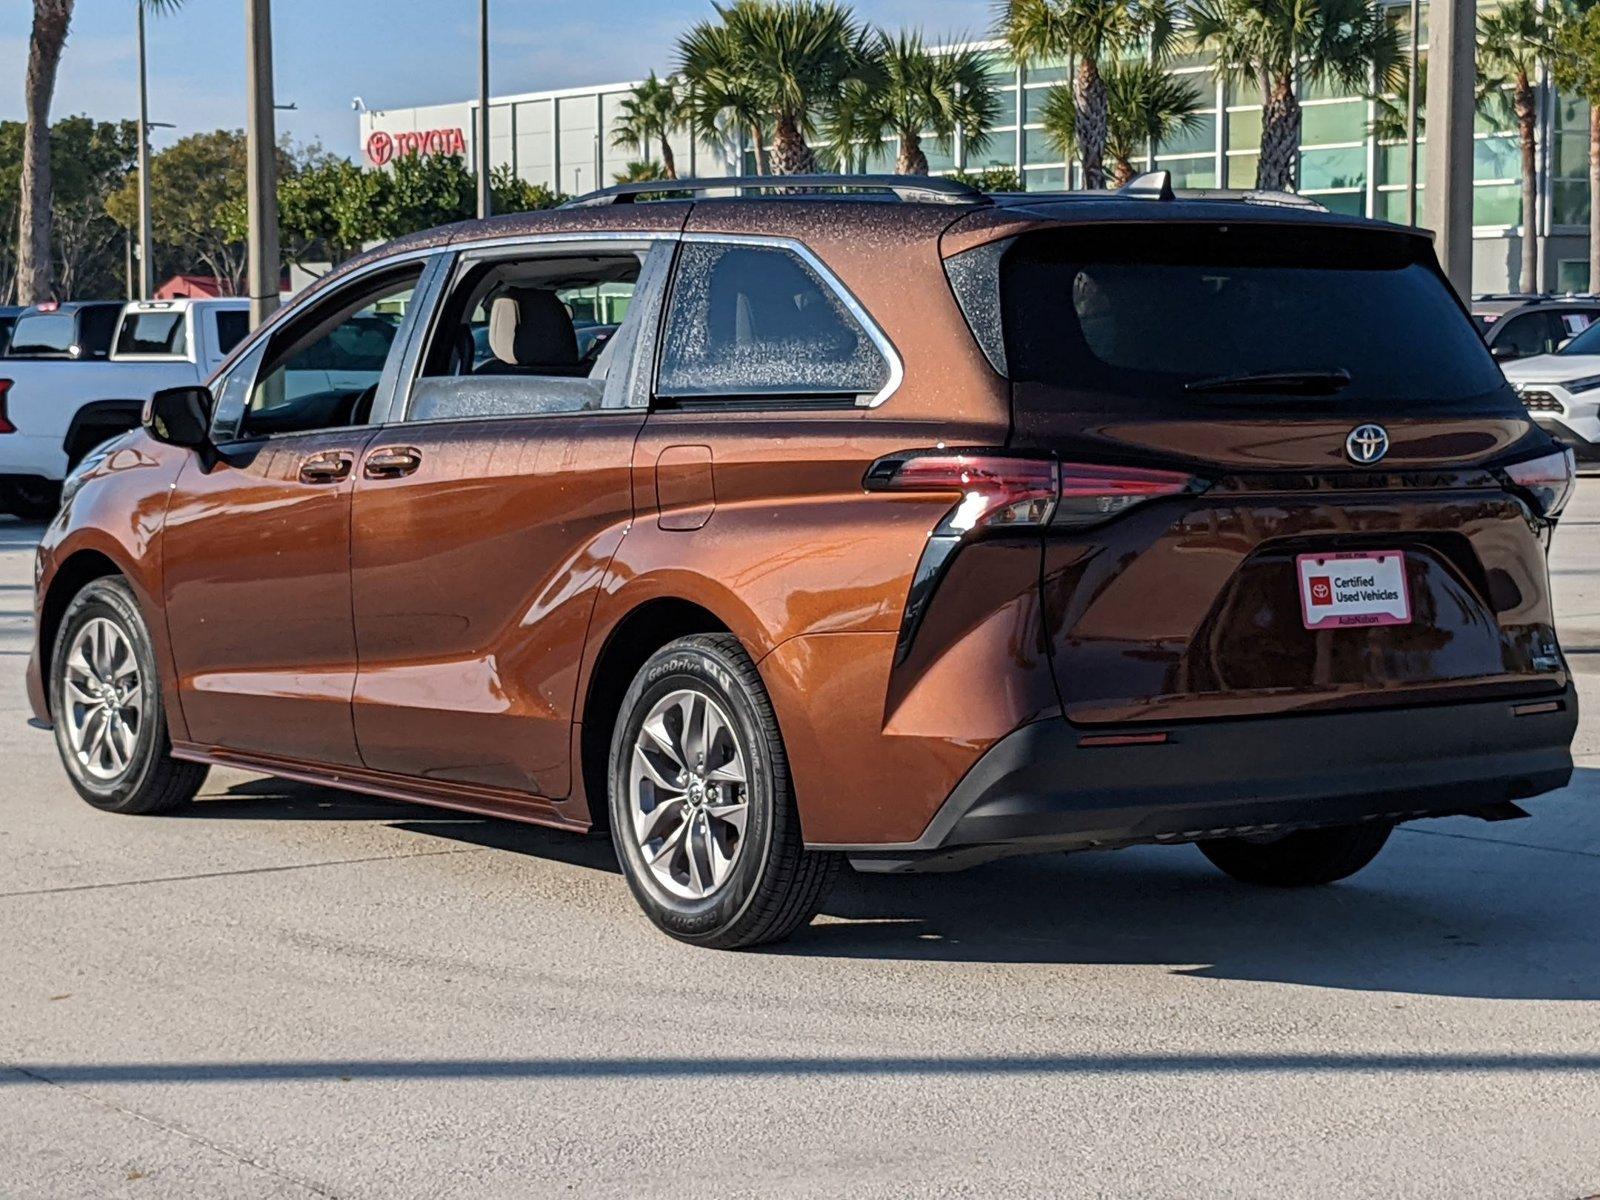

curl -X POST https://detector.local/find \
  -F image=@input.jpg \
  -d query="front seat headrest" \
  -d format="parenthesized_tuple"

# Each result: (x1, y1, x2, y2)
(486, 288, 579, 372)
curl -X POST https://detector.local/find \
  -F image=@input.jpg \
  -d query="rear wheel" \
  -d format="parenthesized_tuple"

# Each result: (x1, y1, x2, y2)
(1198, 822, 1393, 887)
(608, 633, 840, 949)
(50, 577, 207, 814)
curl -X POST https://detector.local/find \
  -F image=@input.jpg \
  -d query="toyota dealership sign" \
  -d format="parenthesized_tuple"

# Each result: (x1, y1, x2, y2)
(365, 126, 468, 167)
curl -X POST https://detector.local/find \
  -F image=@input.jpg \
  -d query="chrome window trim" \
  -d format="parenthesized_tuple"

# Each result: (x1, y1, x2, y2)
(666, 231, 903, 410)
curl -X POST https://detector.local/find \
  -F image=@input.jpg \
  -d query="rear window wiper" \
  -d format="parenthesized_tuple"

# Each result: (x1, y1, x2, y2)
(1184, 368, 1352, 395)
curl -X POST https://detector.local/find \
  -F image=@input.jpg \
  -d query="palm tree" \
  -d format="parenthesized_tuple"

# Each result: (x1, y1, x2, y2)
(612, 72, 684, 180)
(1191, 0, 1401, 194)
(19, 0, 185, 303)
(18, 0, 74, 302)
(678, 20, 771, 174)
(997, 0, 1175, 189)
(1481, 0, 1564, 293)
(1554, 4, 1600, 292)
(678, 0, 874, 175)
(1040, 58, 1204, 186)
(614, 159, 671, 184)
(828, 32, 1000, 175)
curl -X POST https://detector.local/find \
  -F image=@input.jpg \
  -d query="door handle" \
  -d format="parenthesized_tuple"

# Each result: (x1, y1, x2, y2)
(363, 446, 422, 479)
(298, 452, 352, 483)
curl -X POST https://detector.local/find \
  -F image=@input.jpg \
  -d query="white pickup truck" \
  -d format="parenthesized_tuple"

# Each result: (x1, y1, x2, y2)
(0, 298, 250, 516)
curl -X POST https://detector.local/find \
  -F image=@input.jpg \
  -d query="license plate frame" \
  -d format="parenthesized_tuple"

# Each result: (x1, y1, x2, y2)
(1296, 550, 1412, 630)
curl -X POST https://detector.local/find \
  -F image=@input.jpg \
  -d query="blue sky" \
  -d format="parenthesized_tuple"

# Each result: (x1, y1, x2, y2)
(1, 0, 990, 160)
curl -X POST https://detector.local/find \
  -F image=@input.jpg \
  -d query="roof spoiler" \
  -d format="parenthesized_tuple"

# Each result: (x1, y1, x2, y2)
(560, 173, 990, 209)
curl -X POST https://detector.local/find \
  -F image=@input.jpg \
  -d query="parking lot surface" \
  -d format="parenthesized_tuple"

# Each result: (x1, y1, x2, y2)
(5, 486, 1600, 1199)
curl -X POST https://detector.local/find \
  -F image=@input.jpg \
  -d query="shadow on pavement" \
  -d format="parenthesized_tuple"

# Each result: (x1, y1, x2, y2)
(176, 765, 1600, 1001)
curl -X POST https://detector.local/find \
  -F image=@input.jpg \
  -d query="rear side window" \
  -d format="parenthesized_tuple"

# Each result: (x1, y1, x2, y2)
(116, 310, 188, 356)
(657, 241, 889, 401)
(6, 312, 76, 357)
(993, 224, 1508, 411)
(214, 310, 250, 356)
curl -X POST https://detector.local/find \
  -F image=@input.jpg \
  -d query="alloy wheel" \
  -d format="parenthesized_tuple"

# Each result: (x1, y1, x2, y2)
(62, 617, 143, 781)
(627, 687, 750, 900)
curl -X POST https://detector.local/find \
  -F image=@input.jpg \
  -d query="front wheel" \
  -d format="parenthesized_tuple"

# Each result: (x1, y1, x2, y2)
(50, 577, 208, 814)
(1198, 822, 1393, 887)
(608, 633, 840, 949)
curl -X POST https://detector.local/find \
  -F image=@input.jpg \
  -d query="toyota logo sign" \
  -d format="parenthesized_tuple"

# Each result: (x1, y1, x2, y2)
(365, 130, 395, 167)
(1345, 424, 1389, 465)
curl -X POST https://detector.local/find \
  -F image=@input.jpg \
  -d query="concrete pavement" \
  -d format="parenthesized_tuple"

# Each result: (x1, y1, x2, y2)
(4, 490, 1600, 1198)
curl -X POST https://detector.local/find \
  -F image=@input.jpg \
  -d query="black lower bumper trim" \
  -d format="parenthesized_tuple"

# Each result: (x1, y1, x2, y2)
(844, 686, 1578, 872)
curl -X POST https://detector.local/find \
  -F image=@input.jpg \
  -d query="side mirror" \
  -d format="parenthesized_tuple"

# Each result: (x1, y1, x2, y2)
(1490, 344, 1521, 361)
(143, 385, 213, 449)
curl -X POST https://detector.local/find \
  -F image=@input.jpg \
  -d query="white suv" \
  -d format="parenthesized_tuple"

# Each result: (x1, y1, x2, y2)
(1501, 320, 1600, 461)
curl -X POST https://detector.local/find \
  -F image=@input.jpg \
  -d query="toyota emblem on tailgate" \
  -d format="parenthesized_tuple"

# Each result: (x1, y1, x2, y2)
(1346, 424, 1389, 464)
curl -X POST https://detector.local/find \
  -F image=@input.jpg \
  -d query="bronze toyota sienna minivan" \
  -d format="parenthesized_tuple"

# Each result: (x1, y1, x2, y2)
(26, 173, 1579, 947)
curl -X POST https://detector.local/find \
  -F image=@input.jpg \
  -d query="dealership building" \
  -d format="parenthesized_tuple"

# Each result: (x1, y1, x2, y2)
(358, 12, 1593, 295)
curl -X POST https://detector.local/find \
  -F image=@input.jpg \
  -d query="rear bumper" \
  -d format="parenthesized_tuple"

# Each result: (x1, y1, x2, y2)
(841, 686, 1579, 872)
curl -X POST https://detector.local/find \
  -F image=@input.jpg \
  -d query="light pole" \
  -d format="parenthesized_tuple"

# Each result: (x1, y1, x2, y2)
(476, 0, 491, 219)
(136, 0, 153, 299)
(245, 0, 280, 327)
(1423, 0, 1477, 298)
(1405, 0, 1420, 226)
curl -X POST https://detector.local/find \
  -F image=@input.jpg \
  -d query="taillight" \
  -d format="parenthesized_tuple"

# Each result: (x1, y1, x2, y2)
(865, 453, 1059, 532)
(0, 380, 13, 434)
(1502, 447, 1576, 519)
(865, 450, 1204, 661)
(865, 451, 1200, 532)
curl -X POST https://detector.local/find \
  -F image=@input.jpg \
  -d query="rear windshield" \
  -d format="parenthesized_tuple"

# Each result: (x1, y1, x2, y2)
(115, 310, 188, 357)
(6, 312, 76, 357)
(999, 224, 1508, 412)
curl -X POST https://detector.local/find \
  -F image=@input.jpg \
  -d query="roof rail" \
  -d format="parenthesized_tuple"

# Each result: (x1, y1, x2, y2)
(1113, 170, 1327, 211)
(559, 173, 989, 209)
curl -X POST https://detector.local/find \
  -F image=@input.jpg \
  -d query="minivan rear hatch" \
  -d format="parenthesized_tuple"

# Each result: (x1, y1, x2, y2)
(944, 215, 1571, 725)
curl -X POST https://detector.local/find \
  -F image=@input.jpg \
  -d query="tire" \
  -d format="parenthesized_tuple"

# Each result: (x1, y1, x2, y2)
(10, 480, 61, 522)
(607, 633, 840, 949)
(1198, 822, 1394, 887)
(50, 576, 207, 815)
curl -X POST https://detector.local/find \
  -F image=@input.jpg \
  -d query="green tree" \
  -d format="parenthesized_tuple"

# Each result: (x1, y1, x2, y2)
(0, 116, 137, 301)
(948, 164, 1023, 191)
(998, 0, 1175, 189)
(612, 73, 685, 179)
(678, 21, 771, 174)
(1555, 5, 1600, 291)
(108, 129, 249, 293)
(614, 159, 672, 183)
(1039, 59, 1204, 186)
(490, 165, 564, 212)
(678, 0, 873, 175)
(373, 152, 475, 237)
(1481, 0, 1565, 292)
(1190, 0, 1401, 193)
(828, 32, 999, 175)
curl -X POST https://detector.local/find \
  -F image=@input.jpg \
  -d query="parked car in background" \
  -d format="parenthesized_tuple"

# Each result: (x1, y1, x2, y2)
(2, 300, 125, 362)
(0, 305, 25, 355)
(27, 174, 1578, 948)
(1472, 295, 1600, 362)
(0, 297, 250, 516)
(1502, 317, 1600, 461)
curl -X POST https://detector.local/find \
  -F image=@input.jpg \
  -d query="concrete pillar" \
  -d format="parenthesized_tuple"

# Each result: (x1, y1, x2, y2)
(1423, 0, 1477, 299)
